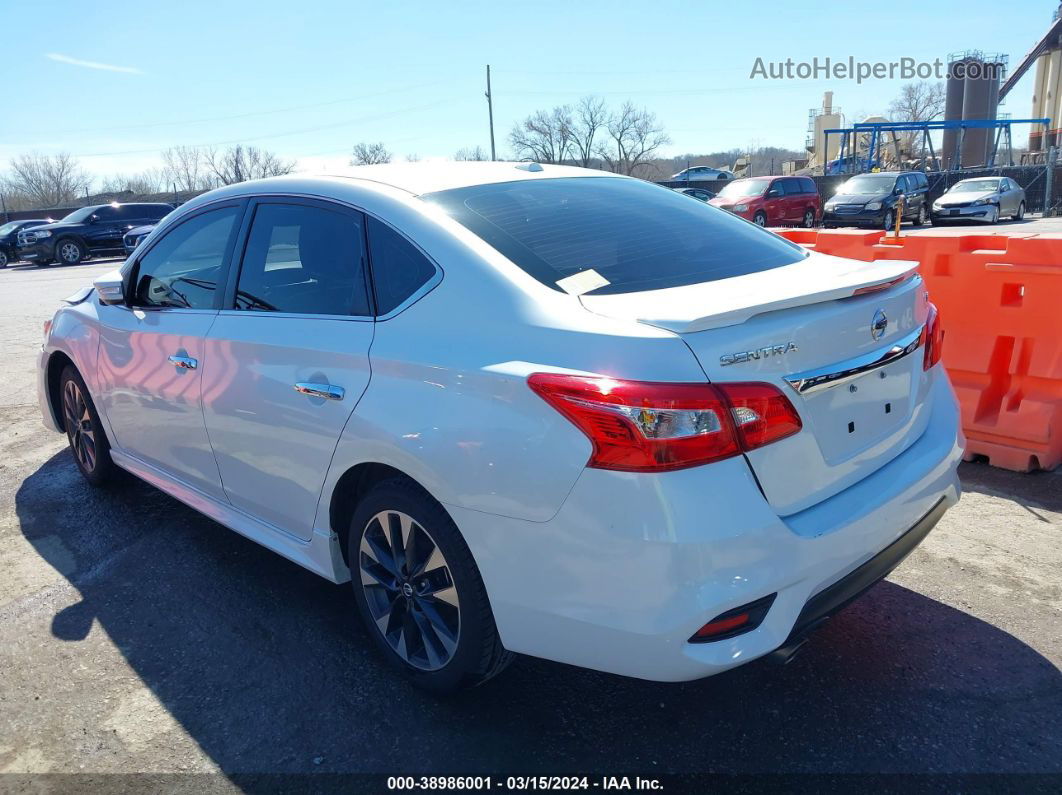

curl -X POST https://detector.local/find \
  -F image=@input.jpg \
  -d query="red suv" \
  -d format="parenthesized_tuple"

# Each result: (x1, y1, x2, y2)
(708, 176, 821, 227)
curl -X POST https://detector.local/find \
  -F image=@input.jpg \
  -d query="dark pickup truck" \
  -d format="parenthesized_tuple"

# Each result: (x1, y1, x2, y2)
(17, 202, 172, 265)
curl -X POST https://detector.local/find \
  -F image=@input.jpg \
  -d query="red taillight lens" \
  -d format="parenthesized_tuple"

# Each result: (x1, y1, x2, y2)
(693, 612, 750, 639)
(922, 302, 944, 370)
(527, 374, 802, 473)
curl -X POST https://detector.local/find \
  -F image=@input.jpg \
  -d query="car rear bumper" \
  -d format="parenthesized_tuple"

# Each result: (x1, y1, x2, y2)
(448, 371, 963, 681)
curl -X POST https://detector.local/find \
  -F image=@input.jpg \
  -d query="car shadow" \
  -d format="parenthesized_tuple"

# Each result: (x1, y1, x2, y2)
(13, 452, 1062, 776)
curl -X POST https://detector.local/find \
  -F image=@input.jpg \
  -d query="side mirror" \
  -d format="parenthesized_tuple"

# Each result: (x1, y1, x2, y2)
(88, 214, 99, 224)
(94, 270, 125, 306)
(767, 188, 781, 198)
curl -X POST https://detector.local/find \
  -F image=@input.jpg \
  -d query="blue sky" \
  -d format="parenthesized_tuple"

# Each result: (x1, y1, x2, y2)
(4, 0, 1055, 184)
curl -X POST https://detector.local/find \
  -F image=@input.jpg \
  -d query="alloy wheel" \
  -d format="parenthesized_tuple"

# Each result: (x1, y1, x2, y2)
(63, 379, 96, 472)
(359, 510, 461, 671)
(803, 209, 814, 227)
(0, 249, 7, 268)
(59, 242, 81, 264)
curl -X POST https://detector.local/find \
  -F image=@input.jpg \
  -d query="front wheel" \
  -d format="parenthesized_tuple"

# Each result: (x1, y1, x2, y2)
(0, 249, 8, 268)
(988, 205, 999, 225)
(349, 478, 513, 692)
(1013, 201, 1025, 222)
(753, 211, 767, 227)
(913, 205, 927, 226)
(55, 238, 87, 266)
(883, 209, 895, 231)
(59, 366, 118, 487)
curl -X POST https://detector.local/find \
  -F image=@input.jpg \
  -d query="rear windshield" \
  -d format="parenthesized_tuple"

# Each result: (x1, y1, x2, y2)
(423, 177, 807, 295)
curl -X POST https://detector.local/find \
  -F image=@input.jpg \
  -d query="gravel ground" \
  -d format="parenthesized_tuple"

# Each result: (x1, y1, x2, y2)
(0, 256, 1059, 783)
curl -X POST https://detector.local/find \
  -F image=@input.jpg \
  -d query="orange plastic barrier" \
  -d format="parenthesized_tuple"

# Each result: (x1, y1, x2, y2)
(776, 229, 1062, 472)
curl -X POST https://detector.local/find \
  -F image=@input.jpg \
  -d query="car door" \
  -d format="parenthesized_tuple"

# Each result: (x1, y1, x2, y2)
(1001, 179, 1017, 215)
(96, 202, 244, 500)
(200, 197, 374, 540)
(763, 180, 786, 224)
(84, 205, 124, 250)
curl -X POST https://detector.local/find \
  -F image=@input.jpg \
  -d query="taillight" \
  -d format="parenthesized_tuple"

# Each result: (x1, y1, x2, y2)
(922, 302, 943, 370)
(527, 374, 802, 473)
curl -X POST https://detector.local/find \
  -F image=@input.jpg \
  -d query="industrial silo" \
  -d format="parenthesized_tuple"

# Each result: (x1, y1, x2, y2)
(960, 55, 1002, 168)
(942, 57, 967, 168)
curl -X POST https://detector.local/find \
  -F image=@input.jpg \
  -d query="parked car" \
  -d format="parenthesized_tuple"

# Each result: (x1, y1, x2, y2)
(674, 187, 715, 201)
(825, 156, 871, 176)
(39, 163, 961, 691)
(709, 176, 821, 227)
(672, 166, 734, 181)
(822, 171, 929, 229)
(931, 177, 1026, 225)
(0, 219, 51, 267)
(17, 202, 172, 266)
(123, 224, 158, 255)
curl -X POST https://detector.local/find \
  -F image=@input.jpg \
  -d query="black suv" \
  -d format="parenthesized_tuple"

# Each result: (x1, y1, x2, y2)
(0, 219, 52, 267)
(822, 171, 929, 229)
(17, 203, 173, 266)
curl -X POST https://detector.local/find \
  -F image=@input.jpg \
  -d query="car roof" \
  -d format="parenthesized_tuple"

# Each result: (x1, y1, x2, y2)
(280, 162, 620, 196)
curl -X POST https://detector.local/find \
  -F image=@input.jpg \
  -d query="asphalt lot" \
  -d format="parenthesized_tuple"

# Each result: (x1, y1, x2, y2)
(0, 250, 1059, 782)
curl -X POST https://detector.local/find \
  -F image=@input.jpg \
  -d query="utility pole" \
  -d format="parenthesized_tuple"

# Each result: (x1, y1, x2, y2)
(485, 65, 497, 161)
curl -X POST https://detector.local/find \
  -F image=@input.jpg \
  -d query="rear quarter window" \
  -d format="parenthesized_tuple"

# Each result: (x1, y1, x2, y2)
(424, 177, 807, 295)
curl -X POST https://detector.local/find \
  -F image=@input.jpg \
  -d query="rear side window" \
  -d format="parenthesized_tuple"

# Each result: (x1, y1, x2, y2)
(367, 216, 437, 315)
(234, 203, 370, 316)
(801, 177, 817, 194)
(133, 205, 239, 309)
(780, 178, 803, 195)
(424, 177, 807, 295)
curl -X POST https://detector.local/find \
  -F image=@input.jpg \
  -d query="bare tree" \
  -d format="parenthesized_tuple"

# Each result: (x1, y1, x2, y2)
(597, 102, 671, 177)
(509, 106, 575, 164)
(161, 145, 208, 192)
(889, 81, 946, 123)
(3, 153, 90, 208)
(405, 153, 421, 162)
(351, 142, 392, 165)
(454, 145, 488, 161)
(569, 96, 609, 167)
(99, 169, 165, 195)
(206, 145, 296, 185)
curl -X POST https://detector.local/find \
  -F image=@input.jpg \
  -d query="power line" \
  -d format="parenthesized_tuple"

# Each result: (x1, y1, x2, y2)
(69, 100, 454, 159)
(14, 79, 452, 139)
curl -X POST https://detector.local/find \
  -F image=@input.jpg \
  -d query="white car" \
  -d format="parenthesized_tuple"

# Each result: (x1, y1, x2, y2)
(39, 163, 962, 692)
(931, 177, 1027, 224)
(671, 166, 734, 181)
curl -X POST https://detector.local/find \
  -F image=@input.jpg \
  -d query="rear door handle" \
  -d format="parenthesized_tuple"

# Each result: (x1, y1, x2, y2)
(168, 355, 198, 370)
(294, 382, 344, 401)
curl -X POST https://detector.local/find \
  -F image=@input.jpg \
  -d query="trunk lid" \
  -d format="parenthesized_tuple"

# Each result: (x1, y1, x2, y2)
(581, 251, 934, 517)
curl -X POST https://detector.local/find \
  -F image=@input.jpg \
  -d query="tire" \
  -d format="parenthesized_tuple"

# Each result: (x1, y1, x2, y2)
(801, 208, 815, 228)
(988, 205, 999, 225)
(883, 209, 895, 231)
(1013, 201, 1025, 222)
(59, 366, 118, 487)
(0, 249, 8, 268)
(348, 477, 513, 693)
(753, 211, 767, 227)
(913, 205, 927, 226)
(55, 238, 87, 266)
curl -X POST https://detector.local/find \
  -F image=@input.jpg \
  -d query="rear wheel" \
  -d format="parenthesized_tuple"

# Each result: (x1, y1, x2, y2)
(801, 208, 815, 228)
(349, 478, 513, 692)
(1013, 201, 1025, 222)
(59, 366, 117, 487)
(753, 211, 767, 227)
(56, 238, 87, 266)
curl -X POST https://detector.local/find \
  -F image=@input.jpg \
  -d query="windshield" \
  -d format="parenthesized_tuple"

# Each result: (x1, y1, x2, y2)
(423, 177, 808, 296)
(60, 207, 99, 223)
(0, 222, 22, 235)
(717, 178, 771, 198)
(952, 179, 1000, 193)
(836, 175, 896, 195)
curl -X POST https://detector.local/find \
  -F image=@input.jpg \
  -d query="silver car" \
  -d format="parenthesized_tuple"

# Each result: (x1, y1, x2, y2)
(931, 177, 1026, 224)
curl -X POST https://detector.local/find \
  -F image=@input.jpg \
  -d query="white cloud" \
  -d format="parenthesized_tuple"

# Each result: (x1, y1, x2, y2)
(45, 53, 142, 74)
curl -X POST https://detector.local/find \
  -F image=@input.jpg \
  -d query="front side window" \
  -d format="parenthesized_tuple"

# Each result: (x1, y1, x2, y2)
(367, 216, 437, 315)
(133, 205, 239, 309)
(234, 203, 370, 316)
(424, 177, 807, 296)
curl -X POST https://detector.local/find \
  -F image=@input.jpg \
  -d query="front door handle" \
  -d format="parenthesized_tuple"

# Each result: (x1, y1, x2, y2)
(294, 382, 344, 401)
(168, 355, 198, 370)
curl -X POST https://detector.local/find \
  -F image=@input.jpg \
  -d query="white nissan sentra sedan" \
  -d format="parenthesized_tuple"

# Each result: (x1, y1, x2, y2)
(38, 163, 962, 691)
